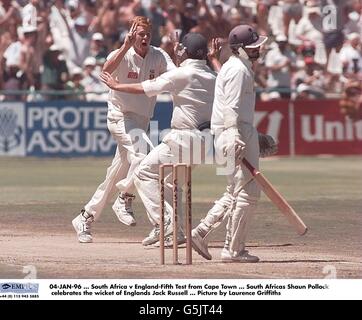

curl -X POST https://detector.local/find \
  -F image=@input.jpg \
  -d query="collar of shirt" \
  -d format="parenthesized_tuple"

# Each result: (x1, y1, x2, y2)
(130, 46, 151, 60)
(239, 55, 253, 70)
(180, 58, 207, 67)
(231, 54, 254, 75)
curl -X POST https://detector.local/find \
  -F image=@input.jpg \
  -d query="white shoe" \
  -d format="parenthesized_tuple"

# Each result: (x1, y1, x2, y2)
(112, 192, 136, 226)
(72, 209, 94, 243)
(153, 230, 186, 247)
(191, 229, 212, 260)
(142, 218, 173, 246)
(221, 248, 259, 263)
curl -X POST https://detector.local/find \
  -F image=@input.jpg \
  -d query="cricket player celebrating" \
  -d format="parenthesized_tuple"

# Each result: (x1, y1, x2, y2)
(191, 25, 268, 262)
(100, 32, 217, 246)
(72, 16, 175, 243)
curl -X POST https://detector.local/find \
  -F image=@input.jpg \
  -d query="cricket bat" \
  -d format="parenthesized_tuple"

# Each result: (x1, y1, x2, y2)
(242, 158, 308, 235)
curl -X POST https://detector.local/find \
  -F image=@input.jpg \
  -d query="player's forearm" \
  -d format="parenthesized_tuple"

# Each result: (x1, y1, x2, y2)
(102, 44, 131, 74)
(111, 82, 145, 94)
(209, 57, 221, 72)
(223, 105, 239, 129)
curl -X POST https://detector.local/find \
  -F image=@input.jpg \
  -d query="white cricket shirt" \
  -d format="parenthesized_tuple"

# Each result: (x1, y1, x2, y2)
(211, 55, 256, 131)
(142, 59, 216, 129)
(107, 46, 175, 119)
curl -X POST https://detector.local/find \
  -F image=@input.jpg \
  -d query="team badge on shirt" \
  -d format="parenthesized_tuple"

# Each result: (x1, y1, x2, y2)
(149, 69, 155, 80)
(127, 71, 138, 79)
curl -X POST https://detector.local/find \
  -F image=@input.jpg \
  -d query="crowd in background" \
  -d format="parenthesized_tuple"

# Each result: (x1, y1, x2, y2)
(0, 0, 361, 102)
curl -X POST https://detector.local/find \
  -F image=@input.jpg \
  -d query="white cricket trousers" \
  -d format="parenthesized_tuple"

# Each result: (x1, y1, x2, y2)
(134, 129, 204, 226)
(204, 123, 261, 255)
(84, 109, 149, 220)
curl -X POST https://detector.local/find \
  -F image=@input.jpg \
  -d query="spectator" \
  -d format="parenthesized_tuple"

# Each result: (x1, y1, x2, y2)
(22, 0, 38, 27)
(339, 80, 362, 120)
(0, 0, 21, 30)
(210, 3, 231, 38)
(163, 5, 182, 40)
(190, 13, 215, 41)
(160, 35, 176, 64)
(339, 33, 362, 80)
(265, 34, 297, 99)
(97, 0, 122, 49)
(144, 0, 166, 46)
(65, 66, 85, 100)
(66, 15, 92, 70)
(81, 56, 107, 101)
(19, 24, 47, 90)
(282, 0, 303, 38)
(119, 0, 145, 27)
(41, 44, 68, 100)
(2, 61, 23, 101)
(0, 0, 360, 101)
(228, 7, 242, 29)
(48, 0, 73, 61)
(2, 33, 22, 71)
(295, 2, 327, 65)
(344, 3, 362, 37)
(67, 0, 81, 20)
(256, 0, 277, 36)
(179, 1, 198, 38)
(90, 32, 108, 63)
(294, 57, 326, 99)
(320, 0, 347, 63)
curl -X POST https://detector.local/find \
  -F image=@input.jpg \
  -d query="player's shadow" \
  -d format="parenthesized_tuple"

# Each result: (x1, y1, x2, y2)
(208, 243, 293, 248)
(259, 259, 345, 263)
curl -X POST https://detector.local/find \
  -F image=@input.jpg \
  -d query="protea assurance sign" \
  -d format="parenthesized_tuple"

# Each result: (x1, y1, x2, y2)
(0, 102, 116, 157)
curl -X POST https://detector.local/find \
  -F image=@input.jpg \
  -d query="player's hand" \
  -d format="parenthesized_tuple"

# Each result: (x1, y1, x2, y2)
(172, 31, 182, 56)
(222, 128, 246, 166)
(124, 22, 137, 48)
(100, 72, 119, 90)
(207, 38, 221, 61)
(172, 31, 186, 66)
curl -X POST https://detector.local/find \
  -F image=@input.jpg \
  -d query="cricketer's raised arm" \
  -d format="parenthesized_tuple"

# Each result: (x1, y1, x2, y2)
(102, 22, 138, 75)
(100, 72, 145, 94)
(100, 68, 178, 97)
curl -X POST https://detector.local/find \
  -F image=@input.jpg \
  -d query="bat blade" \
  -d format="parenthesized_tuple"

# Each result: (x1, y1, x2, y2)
(242, 158, 308, 236)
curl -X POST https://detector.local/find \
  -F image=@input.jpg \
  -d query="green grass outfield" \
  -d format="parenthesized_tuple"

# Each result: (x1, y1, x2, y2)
(0, 156, 361, 278)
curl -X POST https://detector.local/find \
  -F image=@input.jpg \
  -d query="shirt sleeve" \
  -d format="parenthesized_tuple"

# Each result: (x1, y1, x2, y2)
(141, 70, 175, 97)
(223, 68, 246, 129)
(142, 68, 185, 97)
(158, 47, 176, 73)
(106, 49, 118, 60)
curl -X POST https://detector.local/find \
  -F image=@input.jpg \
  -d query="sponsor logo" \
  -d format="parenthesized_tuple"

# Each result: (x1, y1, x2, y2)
(0, 108, 23, 153)
(0, 103, 26, 156)
(26, 105, 115, 156)
(149, 69, 155, 80)
(0, 283, 39, 293)
(127, 71, 138, 79)
(301, 115, 362, 142)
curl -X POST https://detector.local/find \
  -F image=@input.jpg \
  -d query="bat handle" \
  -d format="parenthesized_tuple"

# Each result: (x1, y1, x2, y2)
(241, 158, 258, 177)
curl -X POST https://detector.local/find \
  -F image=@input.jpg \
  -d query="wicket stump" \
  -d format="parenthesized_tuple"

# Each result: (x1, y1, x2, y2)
(159, 163, 192, 265)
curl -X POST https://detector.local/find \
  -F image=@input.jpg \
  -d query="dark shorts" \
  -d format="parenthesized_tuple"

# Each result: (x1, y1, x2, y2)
(323, 31, 345, 50)
(268, 87, 291, 99)
(283, 3, 303, 17)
